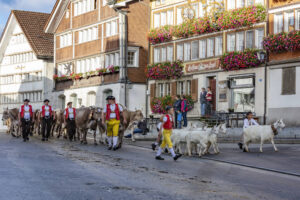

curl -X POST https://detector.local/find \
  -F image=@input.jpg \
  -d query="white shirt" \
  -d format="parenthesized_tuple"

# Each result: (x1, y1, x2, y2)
(243, 118, 259, 129)
(163, 114, 173, 122)
(19, 105, 31, 120)
(40, 105, 53, 117)
(64, 108, 75, 119)
(103, 104, 123, 119)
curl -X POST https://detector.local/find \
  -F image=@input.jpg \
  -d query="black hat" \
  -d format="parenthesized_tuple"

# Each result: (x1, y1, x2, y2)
(106, 96, 115, 100)
(44, 99, 50, 103)
(24, 99, 30, 102)
(165, 106, 173, 111)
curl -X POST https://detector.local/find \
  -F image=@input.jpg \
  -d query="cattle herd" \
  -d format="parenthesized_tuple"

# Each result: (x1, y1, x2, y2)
(1, 107, 286, 155)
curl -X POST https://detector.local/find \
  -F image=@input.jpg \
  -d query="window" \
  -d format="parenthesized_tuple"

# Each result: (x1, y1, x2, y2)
(60, 33, 72, 48)
(296, 10, 300, 30)
(167, 10, 174, 25)
(177, 8, 183, 25)
(166, 83, 171, 96)
(255, 28, 264, 49)
(154, 13, 160, 28)
(184, 42, 191, 61)
(215, 36, 223, 56)
(161, 47, 167, 62)
(199, 40, 206, 59)
(167, 46, 173, 62)
(154, 47, 160, 63)
(284, 12, 294, 32)
(153, 10, 174, 28)
(103, 0, 107, 6)
(178, 81, 185, 95)
(127, 47, 139, 67)
(207, 38, 214, 57)
(230, 77, 255, 112)
(74, 0, 96, 16)
(87, 91, 96, 106)
(282, 67, 296, 95)
(191, 41, 199, 60)
(156, 0, 165, 6)
(274, 14, 283, 34)
(227, 34, 236, 52)
(106, 20, 118, 37)
(104, 53, 119, 68)
(227, 0, 236, 10)
(246, 30, 254, 49)
(187, 80, 191, 95)
(177, 44, 183, 60)
(161, 12, 167, 26)
(237, 0, 245, 8)
(246, 0, 254, 6)
(236, 32, 245, 51)
(192, 3, 199, 18)
(159, 83, 164, 97)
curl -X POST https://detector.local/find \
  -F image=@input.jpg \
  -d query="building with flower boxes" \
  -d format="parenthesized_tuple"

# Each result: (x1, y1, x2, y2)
(266, 0, 300, 125)
(147, 0, 267, 122)
(45, 0, 149, 110)
(0, 10, 54, 130)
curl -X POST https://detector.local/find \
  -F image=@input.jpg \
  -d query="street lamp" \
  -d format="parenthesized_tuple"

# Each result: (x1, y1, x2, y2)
(257, 50, 267, 125)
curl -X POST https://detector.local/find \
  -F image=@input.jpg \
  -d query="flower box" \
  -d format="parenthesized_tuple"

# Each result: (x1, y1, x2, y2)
(220, 49, 263, 71)
(148, 5, 266, 45)
(146, 60, 184, 80)
(263, 31, 300, 53)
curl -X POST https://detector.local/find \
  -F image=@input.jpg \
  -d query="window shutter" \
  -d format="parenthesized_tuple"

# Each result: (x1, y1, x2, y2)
(282, 67, 296, 95)
(150, 83, 156, 100)
(191, 79, 198, 102)
(171, 82, 177, 98)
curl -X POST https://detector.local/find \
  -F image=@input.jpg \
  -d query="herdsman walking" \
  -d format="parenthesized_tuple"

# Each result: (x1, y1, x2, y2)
(39, 99, 55, 141)
(102, 96, 126, 151)
(18, 99, 34, 142)
(64, 102, 76, 141)
(155, 106, 182, 161)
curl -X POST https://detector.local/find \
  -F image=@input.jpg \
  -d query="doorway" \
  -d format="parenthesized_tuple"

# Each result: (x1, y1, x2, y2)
(208, 76, 216, 111)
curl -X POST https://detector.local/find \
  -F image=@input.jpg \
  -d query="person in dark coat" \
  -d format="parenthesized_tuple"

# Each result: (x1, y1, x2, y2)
(173, 95, 181, 128)
(200, 88, 207, 117)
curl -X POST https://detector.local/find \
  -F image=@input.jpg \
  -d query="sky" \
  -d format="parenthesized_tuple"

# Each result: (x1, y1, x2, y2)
(0, 0, 56, 35)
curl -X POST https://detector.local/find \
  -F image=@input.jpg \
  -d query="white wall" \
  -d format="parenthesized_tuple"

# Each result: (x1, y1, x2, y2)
(269, 66, 300, 108)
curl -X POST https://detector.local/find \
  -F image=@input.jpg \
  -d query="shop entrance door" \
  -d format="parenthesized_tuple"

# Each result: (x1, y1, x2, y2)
(208, 77, 216, 111)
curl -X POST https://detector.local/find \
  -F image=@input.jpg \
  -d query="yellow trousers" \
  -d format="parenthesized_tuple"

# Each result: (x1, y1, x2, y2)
(106, 119, 120, 137)
(160, 129, 173, 149)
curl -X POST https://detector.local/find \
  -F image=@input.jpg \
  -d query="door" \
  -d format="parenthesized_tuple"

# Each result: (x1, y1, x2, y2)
(208, 77, 216, 111)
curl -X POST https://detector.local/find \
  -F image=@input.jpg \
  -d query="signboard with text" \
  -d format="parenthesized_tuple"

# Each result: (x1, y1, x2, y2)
(185, 60, 220, 74)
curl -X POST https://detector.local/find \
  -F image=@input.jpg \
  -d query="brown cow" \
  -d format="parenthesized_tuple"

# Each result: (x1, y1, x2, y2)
(75, 106, 95, 144)
(32, 110, 41, 136)
(2, 108, 21, 137)
(108, 107, 144, 148)
(89, 107, 106, 145)
(52, 109, 65, 139)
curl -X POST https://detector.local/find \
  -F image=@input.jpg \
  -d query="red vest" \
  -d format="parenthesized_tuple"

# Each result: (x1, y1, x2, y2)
(163, 114, 173, 130)
(65, 108, 76, 119)
(42, 105, 52, 117)
(106, 104, 120, 120)
(20, 105, 33, 118)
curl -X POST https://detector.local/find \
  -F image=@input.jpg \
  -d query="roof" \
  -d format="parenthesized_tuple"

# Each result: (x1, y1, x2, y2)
(12, 10, 54, 58)
(44, 0, 60, 32)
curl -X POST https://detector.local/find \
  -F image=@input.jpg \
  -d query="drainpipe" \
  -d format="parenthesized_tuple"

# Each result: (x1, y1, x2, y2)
(264, 3, 269, 125)
(118, 10, 128, 107)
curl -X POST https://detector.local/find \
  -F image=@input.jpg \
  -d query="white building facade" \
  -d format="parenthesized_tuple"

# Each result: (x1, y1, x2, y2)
(0, 10, 54, 130)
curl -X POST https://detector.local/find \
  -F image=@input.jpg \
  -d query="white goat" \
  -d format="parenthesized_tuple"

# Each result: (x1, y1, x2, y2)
(242, 119, 285, 153)
(185, 123, 227, 157)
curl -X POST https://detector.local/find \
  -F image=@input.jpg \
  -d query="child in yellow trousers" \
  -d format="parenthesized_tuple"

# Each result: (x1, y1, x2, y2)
(155, 106, 182, 161)
(106, 118, 120, 149)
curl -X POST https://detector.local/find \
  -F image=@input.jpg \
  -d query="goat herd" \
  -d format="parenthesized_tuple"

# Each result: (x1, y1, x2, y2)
(1, 107, 286, 156)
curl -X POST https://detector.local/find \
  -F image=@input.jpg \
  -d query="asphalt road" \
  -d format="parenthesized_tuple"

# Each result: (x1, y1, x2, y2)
(1, 133, 300, 200)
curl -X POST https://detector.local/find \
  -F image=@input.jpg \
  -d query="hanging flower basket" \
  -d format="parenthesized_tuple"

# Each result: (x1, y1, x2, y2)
(263, 31, 300, 53)
(220, 49, 263, 71)
(146, 60, 184, 80)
